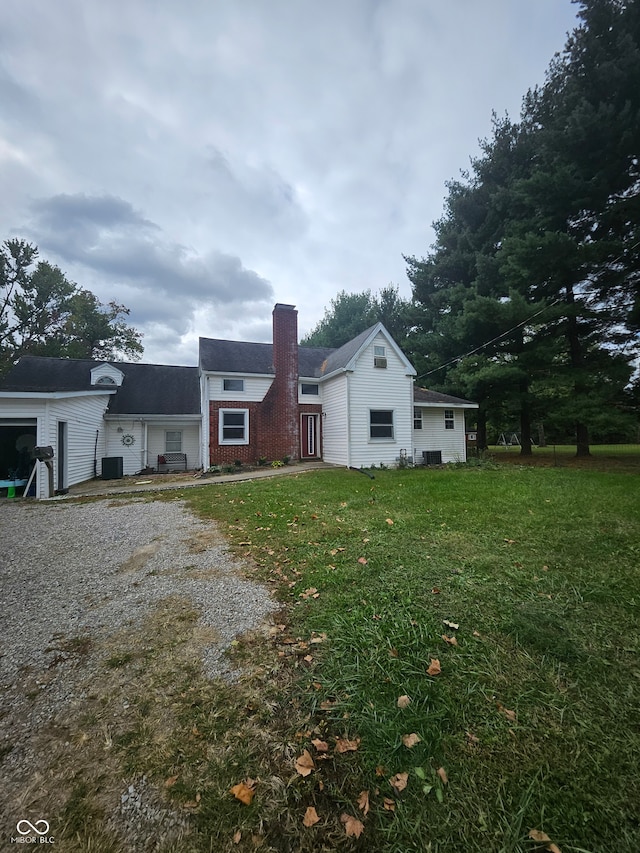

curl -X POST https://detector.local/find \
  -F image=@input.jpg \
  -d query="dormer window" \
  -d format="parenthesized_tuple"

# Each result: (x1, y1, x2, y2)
(90, 363, 124, 387)
(223, 378, 244, 392)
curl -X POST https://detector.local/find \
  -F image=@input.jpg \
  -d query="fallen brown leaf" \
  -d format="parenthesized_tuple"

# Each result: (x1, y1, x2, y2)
(164, 775, 179, 788)
(335, 737, 361, 753)
(427, 658, 442, 676)
(441, 634, 458, 646)
(375, 765, 386, 777)
(386, 518, 394, 525)
(233, 829, 242, 844)
(397, 694, 411, 708)
(402, 733, 422, 748)
(497, 703, 517, 722)
(357, 790, 370, 816)
(358, 556, 368, 565)
(389, 772, 409, 792)
(528, 829, 561, 852)
(437, 767, 448, 785)
(340, 813, 365, 838)
(311, 738, 329, 753)
(303, 806, 320, 827)
(383, 797, 396, 811)
(230, 780, 256, 805)
(294, 749, 315, 777)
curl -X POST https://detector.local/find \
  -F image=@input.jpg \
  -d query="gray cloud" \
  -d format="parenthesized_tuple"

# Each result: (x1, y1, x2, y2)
(0, 0, 580, 362)
(24, 192, 274, 341)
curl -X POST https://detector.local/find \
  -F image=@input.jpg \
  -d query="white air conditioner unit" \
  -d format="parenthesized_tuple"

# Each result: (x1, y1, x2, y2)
(374, 356, 387, 368)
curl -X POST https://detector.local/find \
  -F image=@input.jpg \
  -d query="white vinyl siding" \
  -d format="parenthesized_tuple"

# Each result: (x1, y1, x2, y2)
(106, 421, 145, 475)
(45, 395, 110, 494)
(412, 407, 467, 463)
(208, 374, 272, 402)
(347, 332, 413, 469)
(320, 375, 349, 465)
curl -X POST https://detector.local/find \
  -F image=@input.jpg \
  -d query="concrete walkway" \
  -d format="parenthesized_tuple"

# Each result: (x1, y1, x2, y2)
(66, 460, 336, 498)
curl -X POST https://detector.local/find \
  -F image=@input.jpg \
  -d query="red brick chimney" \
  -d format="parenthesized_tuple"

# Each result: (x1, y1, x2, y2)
(258, 304, 300, 461)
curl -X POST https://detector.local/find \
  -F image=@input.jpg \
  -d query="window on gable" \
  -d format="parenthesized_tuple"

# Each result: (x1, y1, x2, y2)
(373, 344, 387, 368)
(223, 378, 244, 392)
(370, 410, 394, 440)
(414, 408, 423, 430)
(444, 409, 455, 430)
(301, 383, 319, 395)
(219, 409, 249, 444)
(95, 375, 116, 386)
(166, 430, 182, 452)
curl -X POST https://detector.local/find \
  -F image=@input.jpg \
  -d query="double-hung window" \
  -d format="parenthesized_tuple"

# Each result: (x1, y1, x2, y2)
(414, 408, 423, 430)
(219, 409, 249, 444)
(370, 410, 394, 440)
(444, 409, 455, 430)
(165, 430, 182, 452)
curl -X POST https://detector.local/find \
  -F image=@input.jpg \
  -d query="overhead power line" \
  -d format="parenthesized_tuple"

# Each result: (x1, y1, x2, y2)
(415, 298, 562, 381)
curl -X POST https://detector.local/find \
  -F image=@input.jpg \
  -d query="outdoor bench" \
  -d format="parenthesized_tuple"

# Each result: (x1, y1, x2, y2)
(157, 452, 188, 472)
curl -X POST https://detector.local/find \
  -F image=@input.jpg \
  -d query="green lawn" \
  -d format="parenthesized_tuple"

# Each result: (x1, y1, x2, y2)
(55, 463, 640, 852)
(172, 463, 640, 852)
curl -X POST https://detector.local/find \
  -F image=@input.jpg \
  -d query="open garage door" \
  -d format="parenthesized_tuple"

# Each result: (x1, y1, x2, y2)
(0, 419, 37, 481)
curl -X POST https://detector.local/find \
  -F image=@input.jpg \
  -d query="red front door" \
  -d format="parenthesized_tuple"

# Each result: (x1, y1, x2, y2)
(301, 414, 319, 458)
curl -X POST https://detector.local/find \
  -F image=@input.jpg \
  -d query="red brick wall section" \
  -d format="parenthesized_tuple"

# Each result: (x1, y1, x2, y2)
(208, 304, 313, 465)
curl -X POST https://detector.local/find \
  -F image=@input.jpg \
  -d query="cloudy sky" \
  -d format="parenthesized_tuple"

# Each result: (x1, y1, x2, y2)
(1, 0, 580, 365)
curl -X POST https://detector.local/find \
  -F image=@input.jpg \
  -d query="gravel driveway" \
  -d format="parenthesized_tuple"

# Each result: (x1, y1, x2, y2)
(0, 496, 277, 847)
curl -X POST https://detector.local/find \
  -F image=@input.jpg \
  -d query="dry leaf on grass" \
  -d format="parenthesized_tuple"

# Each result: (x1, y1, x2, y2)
(335, 737, 361, 753)
(386, 518, 394, 525)
(357, 790, 370, 816)
(233, 830, 242, 844)
(441, 634, 458, 646)
(383, 797, 396, 811)
(397, 694, 411, 708)
(497, 703, 517, 722)
(528, 829, 562, 852)
(442, 619, 459, 630)
(164, 775, 179, 788)
(358, 556, 368, 565)
(294, 749, 315, 777)
(402, 733, 422, 748)
(340, 814, 365, 838)
(437, 767, 448, 785)
(427, 658, 442, 676)
(389, 772, 409, 792)
(230, 780, 256, 805)
(311, 738, 329, 753)
(303, 806, 320, 827)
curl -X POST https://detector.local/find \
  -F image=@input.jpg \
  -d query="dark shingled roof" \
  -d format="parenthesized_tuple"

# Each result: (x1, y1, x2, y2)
(413, 386, 476, 406)
(0, 356, 200, 415)
(199, 337, 337, 378)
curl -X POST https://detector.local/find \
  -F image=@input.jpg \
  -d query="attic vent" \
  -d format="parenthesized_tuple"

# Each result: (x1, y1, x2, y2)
(374, 356, 387, 368)
(95, 375, 116, 385)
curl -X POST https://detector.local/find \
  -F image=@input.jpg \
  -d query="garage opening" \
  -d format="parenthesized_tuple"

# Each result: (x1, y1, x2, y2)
(0, 419, 37, 494)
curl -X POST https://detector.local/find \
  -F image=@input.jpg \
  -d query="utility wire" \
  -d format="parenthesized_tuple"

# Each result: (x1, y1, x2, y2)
(415, 298, 562, 381)
(415, 238, 640, 381)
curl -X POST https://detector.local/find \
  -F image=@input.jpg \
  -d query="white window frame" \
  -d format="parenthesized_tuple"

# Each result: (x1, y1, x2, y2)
(301, 383, 319, 396)
(369, 409, 394, 441)
(219, 409, 249, 445)
(444, 409, 455, 430)
(414, 408, 423, 430)
(165, 430, 183, 452)
(223, 378, 245, 392)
